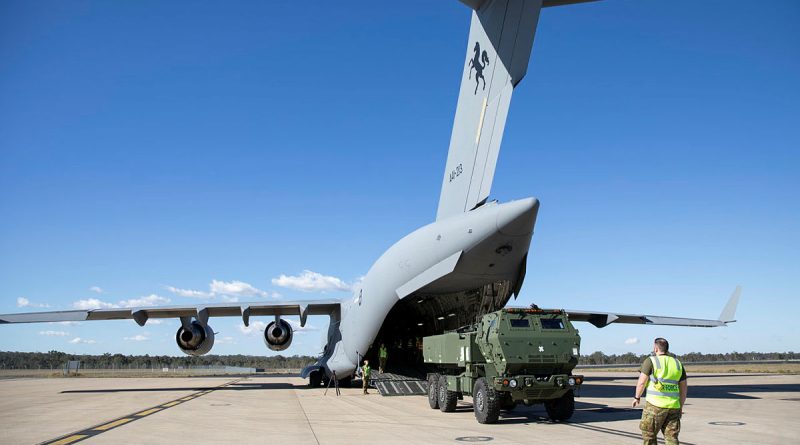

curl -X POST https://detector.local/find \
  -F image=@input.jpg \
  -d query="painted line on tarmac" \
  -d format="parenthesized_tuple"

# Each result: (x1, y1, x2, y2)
(38, 379, 242, 445)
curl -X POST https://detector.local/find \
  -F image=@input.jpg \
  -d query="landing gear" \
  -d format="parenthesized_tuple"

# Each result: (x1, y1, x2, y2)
(438, 375, 458, 413)
(473, 377, 499, 424)
(309, 370, 322, 388)
(545, 390, 575, 421)
(428, 374, 440, 409)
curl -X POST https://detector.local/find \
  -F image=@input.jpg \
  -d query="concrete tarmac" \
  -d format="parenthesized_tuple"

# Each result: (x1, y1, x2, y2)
(0, 372, 798, 444)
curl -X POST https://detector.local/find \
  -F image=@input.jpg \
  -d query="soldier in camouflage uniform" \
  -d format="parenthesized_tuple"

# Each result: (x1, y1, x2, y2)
(361, 359, 371, 395)
(632, 338, 687, 445)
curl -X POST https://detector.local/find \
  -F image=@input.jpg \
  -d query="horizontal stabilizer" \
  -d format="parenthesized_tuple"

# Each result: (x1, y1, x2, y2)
(459, 0, 599, 10)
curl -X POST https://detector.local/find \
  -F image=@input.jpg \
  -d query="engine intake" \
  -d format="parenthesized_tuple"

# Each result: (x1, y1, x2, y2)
(264, 319, 293, 351)
(176, 321, 215, 356)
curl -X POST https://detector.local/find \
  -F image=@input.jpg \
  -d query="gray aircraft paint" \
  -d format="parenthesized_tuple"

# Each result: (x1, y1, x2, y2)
(437, 0, 542, 220)
(0, 0, 739, 380)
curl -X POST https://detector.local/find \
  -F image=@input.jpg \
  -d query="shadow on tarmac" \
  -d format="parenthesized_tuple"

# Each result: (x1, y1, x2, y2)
(61, 381, 295, 393)
(580, 382, 800, 400)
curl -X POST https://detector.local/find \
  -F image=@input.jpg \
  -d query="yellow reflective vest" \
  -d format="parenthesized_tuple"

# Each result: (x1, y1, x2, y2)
(645, 355, 683, 409)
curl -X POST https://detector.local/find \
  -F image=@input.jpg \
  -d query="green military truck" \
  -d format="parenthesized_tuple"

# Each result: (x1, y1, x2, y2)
(423, 308, 583, 424)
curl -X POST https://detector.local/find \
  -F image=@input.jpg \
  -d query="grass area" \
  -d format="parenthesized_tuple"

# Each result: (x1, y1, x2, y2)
(582, 363, 800, 374)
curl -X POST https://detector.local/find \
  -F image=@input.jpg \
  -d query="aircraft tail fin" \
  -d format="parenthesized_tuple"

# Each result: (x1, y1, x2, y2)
(718, 285, 742, 323)
(436, 0, 544, 220)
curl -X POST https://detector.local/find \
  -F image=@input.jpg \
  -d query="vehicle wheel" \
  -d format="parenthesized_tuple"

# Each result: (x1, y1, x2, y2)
(438, 375, 458, 412)
(309, 370, 321, 388)
(473, 377, 499, 424)
(545, 390, 575, 421)
(428, 374, 440, 409)
(499, 393, 517, 411)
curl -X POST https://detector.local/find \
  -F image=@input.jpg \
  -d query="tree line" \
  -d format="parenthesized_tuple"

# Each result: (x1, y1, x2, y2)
(579, 351, 799, 366)
(2, 350, 797, 370)
(0, 351, 317, 370)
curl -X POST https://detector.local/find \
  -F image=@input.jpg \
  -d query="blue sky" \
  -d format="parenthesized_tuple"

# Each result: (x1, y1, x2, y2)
(1, 0, 798, 358)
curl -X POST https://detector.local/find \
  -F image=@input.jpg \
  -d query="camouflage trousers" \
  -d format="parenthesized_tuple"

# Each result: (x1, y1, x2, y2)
(362, 375, 370, 394)
(640, 401, 681, 445)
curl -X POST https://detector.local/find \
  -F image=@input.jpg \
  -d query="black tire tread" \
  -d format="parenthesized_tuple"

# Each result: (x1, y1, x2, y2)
(428, 374, 440, 409)
(545, 390, 575, 421)
(473, 377, 500, 424)
(438, 375, 458, 413)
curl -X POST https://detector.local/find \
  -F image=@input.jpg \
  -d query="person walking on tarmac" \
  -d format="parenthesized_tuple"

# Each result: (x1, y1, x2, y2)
(632, 338, 688, 445)
(379, 343, 388, 374)
(361, 359, 372, 395)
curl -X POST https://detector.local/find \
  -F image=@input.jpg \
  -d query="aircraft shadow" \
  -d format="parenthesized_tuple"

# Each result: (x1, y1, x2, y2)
(584, 373, 769, 382)
(580, 382, 800, 400)
(450, 400, 640, 424)
(61, 382, 295, 394)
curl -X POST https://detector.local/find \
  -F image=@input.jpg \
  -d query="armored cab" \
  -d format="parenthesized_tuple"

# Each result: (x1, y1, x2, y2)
(423, 308, 583, 424)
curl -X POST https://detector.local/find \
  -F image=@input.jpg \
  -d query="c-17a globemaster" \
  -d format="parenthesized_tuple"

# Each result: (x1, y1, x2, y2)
(0, 0, 740, 387)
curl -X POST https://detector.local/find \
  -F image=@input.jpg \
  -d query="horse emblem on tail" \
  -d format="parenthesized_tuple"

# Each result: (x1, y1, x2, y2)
(468, 41, 490, 94)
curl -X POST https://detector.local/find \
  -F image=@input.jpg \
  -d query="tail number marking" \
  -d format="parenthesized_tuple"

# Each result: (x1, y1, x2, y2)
(449, 163, 463, 183)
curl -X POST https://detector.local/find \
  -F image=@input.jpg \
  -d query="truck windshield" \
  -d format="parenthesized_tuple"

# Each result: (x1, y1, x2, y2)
(510, 319, 530, 328)
(541, 319, 564, 329)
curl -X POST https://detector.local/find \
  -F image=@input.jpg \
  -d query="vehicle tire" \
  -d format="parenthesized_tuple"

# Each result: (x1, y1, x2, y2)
(428, 374, 440, 409)
(473, 377, 499, 424)
(499, 393, 517, 411)
(438, 375, 458, 413)
(309, 370, 321, 388)
(545, 390, 575, 422)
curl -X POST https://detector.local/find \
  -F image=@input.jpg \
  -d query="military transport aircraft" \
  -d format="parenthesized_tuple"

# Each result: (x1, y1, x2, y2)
(0, 0, 740, 387)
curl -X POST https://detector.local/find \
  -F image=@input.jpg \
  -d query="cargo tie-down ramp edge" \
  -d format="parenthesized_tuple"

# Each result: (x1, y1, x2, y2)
(372, 372, 428, 396)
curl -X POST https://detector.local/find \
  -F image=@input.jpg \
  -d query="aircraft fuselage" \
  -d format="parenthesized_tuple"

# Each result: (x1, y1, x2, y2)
(318, 197, 539, 377)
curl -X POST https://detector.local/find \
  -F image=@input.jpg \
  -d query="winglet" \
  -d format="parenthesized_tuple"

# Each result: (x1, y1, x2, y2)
(718, 285, 742, 323)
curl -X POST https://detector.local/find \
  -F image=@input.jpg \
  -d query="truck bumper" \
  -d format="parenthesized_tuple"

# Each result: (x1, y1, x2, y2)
(494, 374, 583, 402)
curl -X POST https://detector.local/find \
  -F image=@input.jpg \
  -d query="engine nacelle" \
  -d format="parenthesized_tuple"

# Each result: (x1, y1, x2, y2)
(176, 321, 215, 356)
(264, 319, 293, 351)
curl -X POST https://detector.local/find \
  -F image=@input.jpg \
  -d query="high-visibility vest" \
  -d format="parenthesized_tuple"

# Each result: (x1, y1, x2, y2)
(379, 347, 388, 359)
(645, 355, 683, 409)
(362, 365, 371, 377)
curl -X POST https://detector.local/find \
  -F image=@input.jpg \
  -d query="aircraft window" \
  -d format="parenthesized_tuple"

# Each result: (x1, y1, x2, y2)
(541, 319, 564, 329)
(510, 319, 530, 328)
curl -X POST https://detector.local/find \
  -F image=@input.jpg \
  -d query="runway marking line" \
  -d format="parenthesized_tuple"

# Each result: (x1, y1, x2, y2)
(93, 418, 133, 431)
(38, 378, 242, 445)
(47, 435, 87, 445)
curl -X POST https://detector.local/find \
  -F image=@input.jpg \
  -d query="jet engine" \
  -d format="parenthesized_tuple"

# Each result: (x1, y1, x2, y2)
(264, 319, 293, 351)
(175, 321, 215, 356)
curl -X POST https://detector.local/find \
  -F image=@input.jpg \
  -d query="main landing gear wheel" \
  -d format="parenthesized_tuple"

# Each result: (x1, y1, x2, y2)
(428, 374, 441, 409)
(308, 370, 321, 388)
(473, 377, 499, 424)
(438, 375, 458, 413)
(545, 389, 575, 422)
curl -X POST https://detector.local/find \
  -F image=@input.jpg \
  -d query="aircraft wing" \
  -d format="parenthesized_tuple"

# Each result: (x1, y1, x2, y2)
(0, 300, 342, 328)
(563, 286, 741, 328)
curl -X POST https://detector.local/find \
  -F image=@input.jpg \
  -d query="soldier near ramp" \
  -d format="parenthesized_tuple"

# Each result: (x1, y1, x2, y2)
(379, 343, 388, 374)
(632, 338, 688, 445)
(361, 359, 372, 395)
